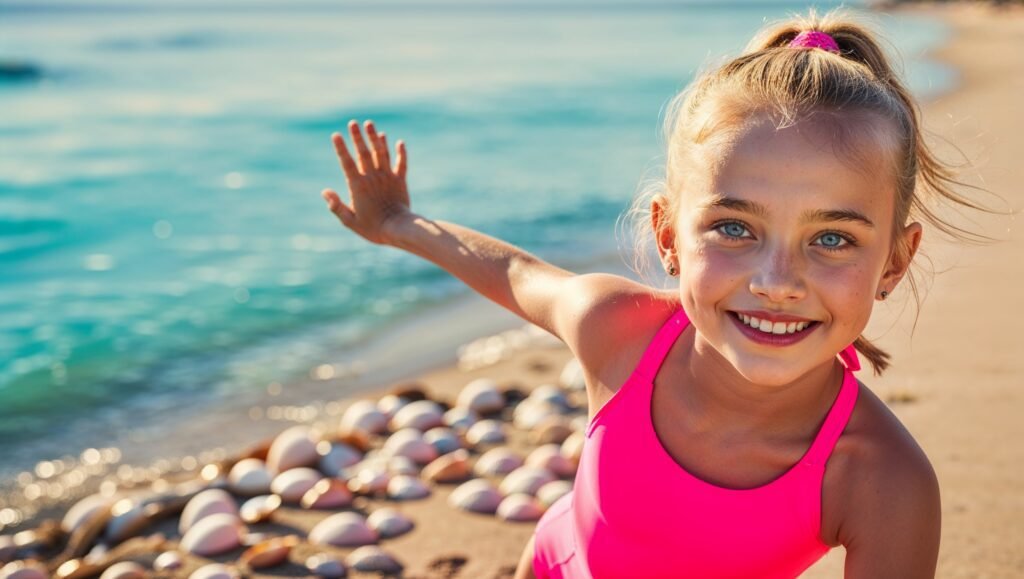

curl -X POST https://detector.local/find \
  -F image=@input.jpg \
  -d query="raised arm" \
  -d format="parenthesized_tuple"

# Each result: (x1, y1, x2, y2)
(320, 119, 578, 341)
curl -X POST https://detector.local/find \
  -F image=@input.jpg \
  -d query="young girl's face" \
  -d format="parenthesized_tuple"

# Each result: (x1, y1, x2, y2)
(659, 114, 920, 386)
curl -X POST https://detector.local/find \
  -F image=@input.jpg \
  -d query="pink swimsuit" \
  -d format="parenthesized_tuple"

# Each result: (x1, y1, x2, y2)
(533, 306, 860, 578)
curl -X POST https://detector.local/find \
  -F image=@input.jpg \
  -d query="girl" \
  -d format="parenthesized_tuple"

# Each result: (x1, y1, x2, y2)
(320, 9, 981, 578)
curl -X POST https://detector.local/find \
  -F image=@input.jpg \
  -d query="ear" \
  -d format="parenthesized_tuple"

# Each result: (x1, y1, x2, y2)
(879, 221, 922, 297)
(650, 194, 677, 264)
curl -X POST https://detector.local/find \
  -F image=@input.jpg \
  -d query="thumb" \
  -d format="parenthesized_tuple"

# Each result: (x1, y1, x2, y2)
(322, 188, 355, 227)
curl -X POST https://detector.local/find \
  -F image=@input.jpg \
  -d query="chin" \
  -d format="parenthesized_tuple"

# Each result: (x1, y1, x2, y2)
(722, 353, 815, 387)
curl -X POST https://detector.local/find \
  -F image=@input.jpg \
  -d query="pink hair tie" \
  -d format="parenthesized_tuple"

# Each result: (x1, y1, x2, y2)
(788, 30, 841, 54)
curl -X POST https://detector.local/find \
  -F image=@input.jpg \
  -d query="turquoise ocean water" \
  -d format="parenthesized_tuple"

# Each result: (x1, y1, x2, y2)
(0, 1, 952, 477)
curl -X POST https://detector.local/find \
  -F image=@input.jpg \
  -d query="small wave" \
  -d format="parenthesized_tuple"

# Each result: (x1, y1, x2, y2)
(0, 59, 43, 83)
(0, 217, 67, 258)
(96, 31, 222, 51)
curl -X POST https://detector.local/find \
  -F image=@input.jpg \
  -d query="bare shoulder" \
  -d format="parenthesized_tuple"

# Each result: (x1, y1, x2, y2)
(822, 381, 941, 577)
(552, 273, 677, 409)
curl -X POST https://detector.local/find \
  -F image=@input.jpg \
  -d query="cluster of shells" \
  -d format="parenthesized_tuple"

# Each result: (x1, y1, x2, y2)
(0, 354, 589, 579)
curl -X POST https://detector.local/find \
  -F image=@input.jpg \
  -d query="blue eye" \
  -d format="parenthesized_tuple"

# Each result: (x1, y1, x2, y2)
(814, 232, 854, 251)
(716, 222, 750, 239)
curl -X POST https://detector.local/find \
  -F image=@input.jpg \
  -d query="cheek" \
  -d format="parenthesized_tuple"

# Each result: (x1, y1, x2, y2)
(809, 262, 876, 327)
(683, 247, 747, 297)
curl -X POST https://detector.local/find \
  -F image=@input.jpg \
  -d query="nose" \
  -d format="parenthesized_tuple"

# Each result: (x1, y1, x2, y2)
(748, 245, 807, 303)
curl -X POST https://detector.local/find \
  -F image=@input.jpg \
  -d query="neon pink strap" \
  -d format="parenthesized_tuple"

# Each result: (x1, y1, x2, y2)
(788, 30, 841, 54)
(838, 343, 861, 372)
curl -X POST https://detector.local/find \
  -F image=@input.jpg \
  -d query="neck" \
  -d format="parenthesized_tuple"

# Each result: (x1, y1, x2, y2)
(671, 327, 845, 441)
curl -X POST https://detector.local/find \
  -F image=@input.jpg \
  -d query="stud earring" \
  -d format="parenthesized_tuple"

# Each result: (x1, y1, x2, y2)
(880, 290, 889, 300)
(666, 263, 677, 276)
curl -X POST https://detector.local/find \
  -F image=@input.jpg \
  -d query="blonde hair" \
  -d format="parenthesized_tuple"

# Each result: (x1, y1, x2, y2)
(618, 7, 997, 375)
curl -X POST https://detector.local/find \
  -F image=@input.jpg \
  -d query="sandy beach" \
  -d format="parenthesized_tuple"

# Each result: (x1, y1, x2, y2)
(1, 2, 1022, 578)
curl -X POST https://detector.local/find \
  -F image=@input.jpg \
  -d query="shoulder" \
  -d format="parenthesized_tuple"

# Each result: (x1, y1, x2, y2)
(551, 273, 676, 399)
(825, 381, 941, 577)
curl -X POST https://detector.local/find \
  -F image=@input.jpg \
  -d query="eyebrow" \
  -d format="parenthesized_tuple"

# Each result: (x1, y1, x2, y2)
(701, 196, 875, 229)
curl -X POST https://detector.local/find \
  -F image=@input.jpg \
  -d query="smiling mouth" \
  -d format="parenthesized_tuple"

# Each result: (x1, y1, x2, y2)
(728, 311, 821, 335)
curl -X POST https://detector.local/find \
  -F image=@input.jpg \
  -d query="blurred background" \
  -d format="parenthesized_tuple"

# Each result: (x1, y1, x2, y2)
(0, 0, 952, 490)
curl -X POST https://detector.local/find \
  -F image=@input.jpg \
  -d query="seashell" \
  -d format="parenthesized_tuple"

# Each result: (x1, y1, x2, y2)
(537, 480, 574, 509)
(456, 378, 505, 414)
(305, 553, 347, 578)
(180, 489, 238, 535)
(317, 440, 362, 477)
(382, 428, 438, 465)
(423, 426, 462, 455)
(188, 564, 240, 579)
(153, 550, 183, 571)
(389, 400, 445, 432)
(228, 458, 273, 496)
(377, 394, 409, 420)
(499, 466, 556, 497)
(366, 508, 414, 538)
(526, 444, 576, 478)
(301, 479, 353, 509)
(497, 493, 545, 522)
(99, 561, 146, 579)
(266, 425, 319, 474)
(513, 399, 562, 430)
(530, 415, 574, 445)
(239, 494, 281, 524)
(270, 467, 323, 503)
(345, 545, 404, 574)
(448, 478, 502, 514)
(422, 449, 471, 483)
(0, 562, 47, 579)
(473, 447, 524, 476)
(465, 419, 507, 446)
(179, 513, 244, 557)
(443, 406, 479, 433)
(347, 466, 390, 495)
(309, 512, 378, 547)
(529, 384, 571, 410)
(386, 455, 418, 476)
(339, 400, 388, 437)
(559, 357, 586, 390)
(561, 430, 586, 466)
(240, 535, 299, 569)
(61, 494, 114, 534)
(386, 475, 431, 500)
(104, 499, 151, 544)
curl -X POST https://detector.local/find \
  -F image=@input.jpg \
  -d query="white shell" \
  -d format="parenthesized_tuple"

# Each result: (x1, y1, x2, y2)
(456, 378, 505, 414)
(0, 563, 47, 579)
(465, 419, 507, 446)
(561, 430, 586, 466)
(443, 406, 479, 433)
(386, 475, 431, 500)
(382, 428, 438, 465)
(340, 400, 388, 436)
(188, 564, 240, 579)
(266, 425, 319, 474)
(153, 550, 184, 571)
(474, 447, 524, 476)
(99, 561, 146, 579)
(377, 394, 409, 419)
(559, 357, 586, 390)
(309, 512, 378, 547)
(497, 493, 545, 522)
(388, 455, 420, 476)
(180, 513, 244, 556)
(389, 400, 445, 432)
(526, 444, 576, 478)
(239, 494, 282, 524)
(301, 479, 353, 509)
(347, 466, 391, 495)
(422, 449, 471, 483)
(305, 554, 347, 578)
(317, 441, 362, 477)
(61, 493, 113, 534)
(345, 545, 404, 574)
(366, 507, 414, 538)
(228, 458, 273, 496)
(499, 466, 556, 497)
(180, 489, 238, 535)
(513, 399, 561, 430)
(423, 426, 462, 455)
(270, 467, 323, 503)
(531, 415, 574, 445)
(448, 478, 502, 514)
(537, 480, 574, 509)
(104, 500, 150, 544)
(529, 384, 571, 410)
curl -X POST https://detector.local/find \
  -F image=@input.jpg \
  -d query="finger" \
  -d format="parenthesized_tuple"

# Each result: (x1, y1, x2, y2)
(365, 121, 383, 172)
(395, 140, 407, 180)
(331, 132, 359, 179)
(377, 132, 392, 173)
(322, 188, 355, 227)
(349, 119, 374, 174)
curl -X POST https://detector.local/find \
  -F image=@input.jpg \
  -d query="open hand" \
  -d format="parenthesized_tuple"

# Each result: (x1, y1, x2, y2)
(321, 119, 410, 246)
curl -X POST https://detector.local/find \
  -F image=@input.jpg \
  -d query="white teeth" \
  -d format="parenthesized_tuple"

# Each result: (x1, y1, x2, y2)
(736, 313, 814, 335)
(758, 319, 772, 332)
(786, 322, 797, 334)
(796, 321, 809, 331)
(771, 322, 787, 335)
(742, 314, 750, 324)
